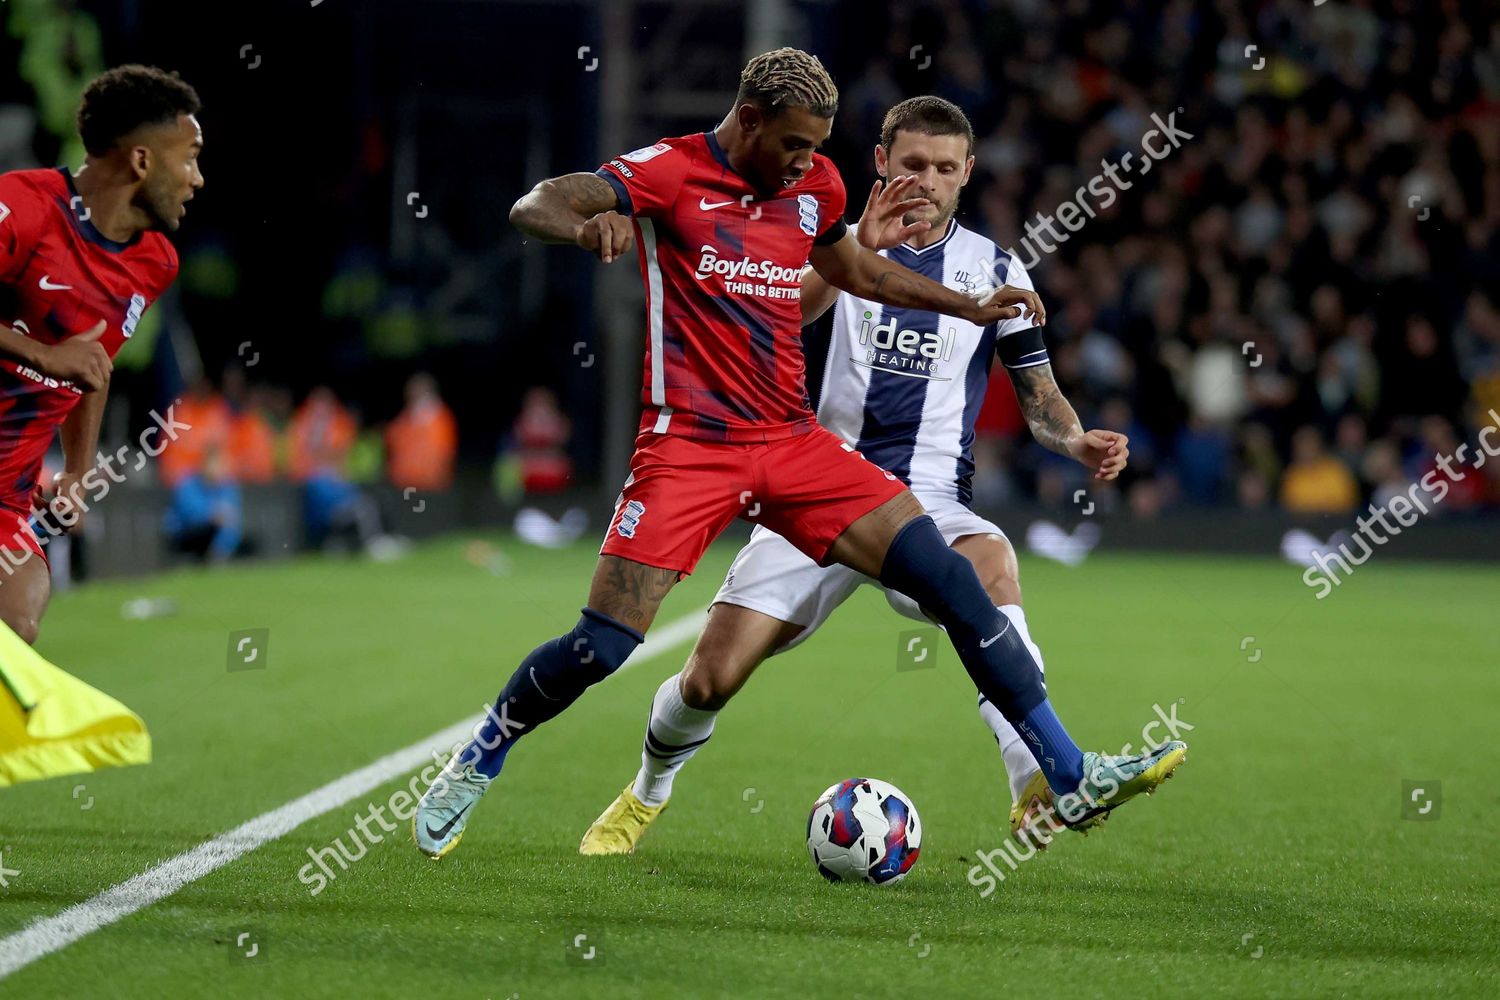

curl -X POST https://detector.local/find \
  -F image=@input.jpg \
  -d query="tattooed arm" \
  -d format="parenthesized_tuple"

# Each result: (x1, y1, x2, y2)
(1008, 361, 1130, 481)
(509, 172, 634, 263)
(808, 230, 1046, 328)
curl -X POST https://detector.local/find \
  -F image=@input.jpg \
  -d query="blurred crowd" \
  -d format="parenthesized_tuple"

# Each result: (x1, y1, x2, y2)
(8, 0, 1498, 535)
(828, 0, 1500, 516)
(142, 373, 582, 563)
(149, 372, 457, 561)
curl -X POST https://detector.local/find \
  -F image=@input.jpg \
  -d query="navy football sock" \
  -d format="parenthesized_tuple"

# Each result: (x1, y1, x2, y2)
(878, 515, 1085, 791)
(1015, 700, 1086, 794)
(468, 608, 643, 778)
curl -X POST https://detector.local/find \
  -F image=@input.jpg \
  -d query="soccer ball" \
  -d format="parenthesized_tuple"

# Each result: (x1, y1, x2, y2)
(806, 777, 922, 885)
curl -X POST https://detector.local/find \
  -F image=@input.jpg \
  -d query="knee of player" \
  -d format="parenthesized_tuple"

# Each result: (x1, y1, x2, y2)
(956, 537, 1021, 606)
(980, 564, 1022, 607)
(679, 666, 734, 712)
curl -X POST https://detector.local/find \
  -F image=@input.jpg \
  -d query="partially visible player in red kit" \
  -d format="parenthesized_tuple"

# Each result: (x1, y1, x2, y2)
(0, 65, 203, 642)
(415, 48, 1184, 858)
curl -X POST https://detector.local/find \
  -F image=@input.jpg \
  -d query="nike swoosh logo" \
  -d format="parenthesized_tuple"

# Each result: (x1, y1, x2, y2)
(38, 275, 72, 291)
(979, 629, 1007, 648)
(424, 801, 472, 842)
(698, 197, 735, 211)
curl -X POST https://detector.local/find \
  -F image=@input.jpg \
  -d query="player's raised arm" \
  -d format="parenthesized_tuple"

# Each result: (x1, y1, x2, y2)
(808, 229, 1046, 329)
(800, 176, 932, 326)
(508, 171, 632, 263)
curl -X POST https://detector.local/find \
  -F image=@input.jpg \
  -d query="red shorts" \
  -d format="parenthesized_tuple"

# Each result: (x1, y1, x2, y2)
(0, 507, 43, 559)
(600, 425, 908, 576)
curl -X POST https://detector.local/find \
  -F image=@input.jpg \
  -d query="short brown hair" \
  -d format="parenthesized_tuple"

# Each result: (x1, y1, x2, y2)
(736, 47, 838, 119)
(77, 64, 201, 157)
(880, 96, 974, 156)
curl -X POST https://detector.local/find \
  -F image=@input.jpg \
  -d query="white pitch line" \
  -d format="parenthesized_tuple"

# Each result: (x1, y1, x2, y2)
(0, 606, 708, 981)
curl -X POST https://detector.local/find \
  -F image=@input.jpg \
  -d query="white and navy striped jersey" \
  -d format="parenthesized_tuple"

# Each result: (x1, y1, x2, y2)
(808, 221, 1046, 506)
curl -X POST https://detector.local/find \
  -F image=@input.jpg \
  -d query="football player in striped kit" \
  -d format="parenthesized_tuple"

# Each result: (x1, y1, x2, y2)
(581, 96, 1151, 855)
(418, 52, 1184, 860)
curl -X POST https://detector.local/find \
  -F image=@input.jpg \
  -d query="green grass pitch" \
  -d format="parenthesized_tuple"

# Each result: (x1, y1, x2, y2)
(1, 535, 1496, 997)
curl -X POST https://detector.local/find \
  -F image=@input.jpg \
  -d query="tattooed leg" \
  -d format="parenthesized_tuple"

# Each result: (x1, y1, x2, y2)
(586, 555, 682, 633)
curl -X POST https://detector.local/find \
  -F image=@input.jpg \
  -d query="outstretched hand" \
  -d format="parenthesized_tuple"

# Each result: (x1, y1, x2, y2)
(855, 175, 932, 251)
(966, 285, 1047, 328)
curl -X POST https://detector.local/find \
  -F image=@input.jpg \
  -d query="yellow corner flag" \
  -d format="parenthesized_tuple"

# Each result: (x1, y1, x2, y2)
(0, 621, 151, 788)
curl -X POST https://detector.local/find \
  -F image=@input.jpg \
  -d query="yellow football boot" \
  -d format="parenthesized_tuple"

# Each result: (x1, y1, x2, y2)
(579, 784, 667, 855)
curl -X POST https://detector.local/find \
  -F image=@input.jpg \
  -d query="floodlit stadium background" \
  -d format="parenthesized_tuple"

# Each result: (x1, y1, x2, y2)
(2, 3, 1498, 996)
(0, 0, 1495, 576)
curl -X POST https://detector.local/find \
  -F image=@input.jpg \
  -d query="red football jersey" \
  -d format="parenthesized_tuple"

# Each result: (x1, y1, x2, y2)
(0, 167, 179, 512)
(596, 131, 847, 442)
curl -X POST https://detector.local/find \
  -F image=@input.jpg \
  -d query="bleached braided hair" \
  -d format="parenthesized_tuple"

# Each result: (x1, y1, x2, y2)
(736, 47, 838, 119)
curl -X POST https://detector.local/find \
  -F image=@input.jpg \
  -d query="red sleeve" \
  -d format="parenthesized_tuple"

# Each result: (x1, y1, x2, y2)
(811, 155, 848, 246)
(152, 236, 181, 297)
(0, 174, 44, 284)
(595, 139, 690, 219)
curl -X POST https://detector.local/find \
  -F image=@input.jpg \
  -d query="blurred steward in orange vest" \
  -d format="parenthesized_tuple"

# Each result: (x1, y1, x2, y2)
(288, 387, 356, 481)
(159, 377, 231, 487)
(289, 387, 376, 547)
(386, 373, 457, 491)
(222, 369, 280, 484)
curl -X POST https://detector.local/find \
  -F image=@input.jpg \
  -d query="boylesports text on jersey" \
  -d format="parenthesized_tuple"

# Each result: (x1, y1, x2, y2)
(854, 309, 957, 381)
(693, 244, 802, 300)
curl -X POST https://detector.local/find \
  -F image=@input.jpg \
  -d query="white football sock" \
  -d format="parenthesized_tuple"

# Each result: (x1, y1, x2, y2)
(983, 699, 1043, 802)
(632, 672, 717, 807)
(1000, 604, 1044, 672)
(978, 604, 1046, 802)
